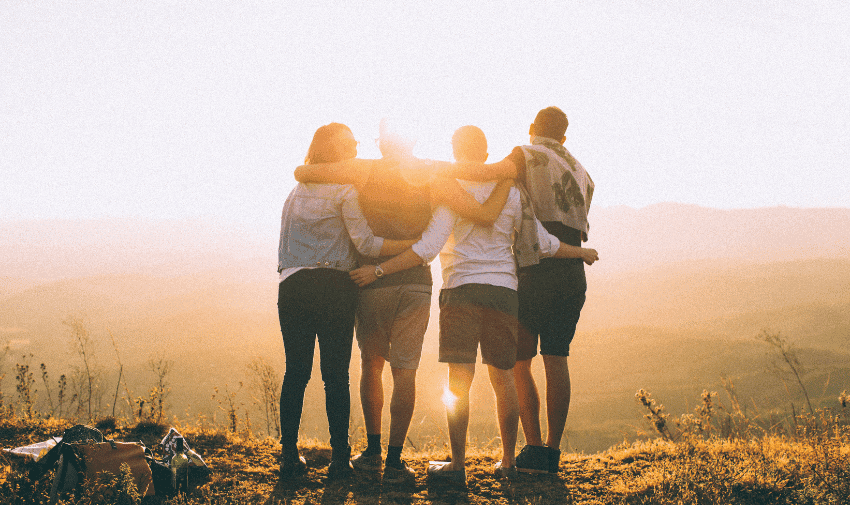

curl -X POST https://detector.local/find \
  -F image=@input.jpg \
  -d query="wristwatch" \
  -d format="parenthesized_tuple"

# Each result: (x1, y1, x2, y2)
(374, 264, 385, 278)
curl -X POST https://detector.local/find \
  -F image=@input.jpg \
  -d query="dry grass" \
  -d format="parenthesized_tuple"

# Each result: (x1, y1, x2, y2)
(1, 413, 849, 504)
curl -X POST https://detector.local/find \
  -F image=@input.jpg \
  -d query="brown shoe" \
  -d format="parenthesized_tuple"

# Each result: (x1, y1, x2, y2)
(383, 459, 415, 484)
(351, 451, 383, 472)
(547, 447, 562, 474)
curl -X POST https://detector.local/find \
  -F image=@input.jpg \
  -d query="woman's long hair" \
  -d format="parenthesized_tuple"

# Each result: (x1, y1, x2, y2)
(304, 123, 353, 165)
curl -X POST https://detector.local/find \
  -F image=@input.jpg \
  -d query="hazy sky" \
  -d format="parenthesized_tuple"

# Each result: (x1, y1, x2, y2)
(2, 1, 848, 234)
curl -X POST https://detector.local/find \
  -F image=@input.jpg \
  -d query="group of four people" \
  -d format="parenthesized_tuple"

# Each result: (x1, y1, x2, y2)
(275, 106, 598, 485)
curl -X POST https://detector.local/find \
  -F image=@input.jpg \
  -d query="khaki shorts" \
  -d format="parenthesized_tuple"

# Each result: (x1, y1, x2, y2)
(355, 284, 432, 370)
(438, 283, 518, 371)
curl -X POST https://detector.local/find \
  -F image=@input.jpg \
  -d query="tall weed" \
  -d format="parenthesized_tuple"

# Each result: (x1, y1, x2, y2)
(64, 316, 103, 422)
(14, 355, 36, 420)
(246, 357, 281, 438)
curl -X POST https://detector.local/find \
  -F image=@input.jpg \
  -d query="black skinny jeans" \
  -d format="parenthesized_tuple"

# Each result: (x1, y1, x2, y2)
(278, 268, 358, 455)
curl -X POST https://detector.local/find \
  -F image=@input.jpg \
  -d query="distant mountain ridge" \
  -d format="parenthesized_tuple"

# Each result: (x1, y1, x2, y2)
(0, 217, 274, 287)
(589, 203, 850, 272)
(2, 204, 848, 286)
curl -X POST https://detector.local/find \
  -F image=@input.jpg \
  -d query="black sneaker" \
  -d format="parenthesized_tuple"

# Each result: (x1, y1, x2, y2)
(547, 447, 562, 474)
(515, 445, 549, 474)
(279, 454, 307, 479)
(327, 459, 354, 480)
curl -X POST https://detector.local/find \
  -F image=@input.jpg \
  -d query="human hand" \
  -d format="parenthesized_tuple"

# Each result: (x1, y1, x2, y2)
(350, 265, 378, 287)
(581, 248, 599, 265)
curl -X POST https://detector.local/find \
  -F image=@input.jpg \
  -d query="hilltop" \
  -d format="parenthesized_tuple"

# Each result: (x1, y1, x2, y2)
(2, 413, 849, 505)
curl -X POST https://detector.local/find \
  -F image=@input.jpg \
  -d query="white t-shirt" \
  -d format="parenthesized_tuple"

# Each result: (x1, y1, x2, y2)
(411, 181, 560, 290)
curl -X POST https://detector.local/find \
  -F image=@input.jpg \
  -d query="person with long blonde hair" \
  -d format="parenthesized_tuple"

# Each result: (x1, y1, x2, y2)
(276, 123, 417, 481)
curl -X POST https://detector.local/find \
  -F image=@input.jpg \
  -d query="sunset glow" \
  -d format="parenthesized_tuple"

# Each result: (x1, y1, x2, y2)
(2, 0, 849, 465)
(2, 2, 847, 231)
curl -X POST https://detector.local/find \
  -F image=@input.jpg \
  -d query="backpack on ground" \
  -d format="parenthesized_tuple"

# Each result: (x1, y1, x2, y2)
(30, 425, 155, 503)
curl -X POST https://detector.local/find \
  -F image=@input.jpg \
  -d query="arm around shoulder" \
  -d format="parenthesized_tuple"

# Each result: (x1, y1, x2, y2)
(294, 158, 375, 186)
(436, 157, 517, 181)
(430, 177, 512, 226)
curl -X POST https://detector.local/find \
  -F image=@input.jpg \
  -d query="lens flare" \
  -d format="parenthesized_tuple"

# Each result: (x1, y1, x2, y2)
(442, 386, 458, 412)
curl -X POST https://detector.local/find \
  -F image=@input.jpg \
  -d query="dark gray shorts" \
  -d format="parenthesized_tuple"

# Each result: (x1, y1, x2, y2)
(517, 258, 586, 360)
(438, 283, 518, 370)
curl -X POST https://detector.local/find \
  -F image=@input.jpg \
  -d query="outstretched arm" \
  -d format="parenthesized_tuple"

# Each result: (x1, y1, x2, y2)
(350, 249, 424, 287)
(553, 243, 599, 265)
(378, 238, 419, 257)
(341, 186, 417, 258)
(535, 219, 599, 265)
(294, 159, 376, 187)
(430, 177, 513, 226)
(350, 206, 454, 287)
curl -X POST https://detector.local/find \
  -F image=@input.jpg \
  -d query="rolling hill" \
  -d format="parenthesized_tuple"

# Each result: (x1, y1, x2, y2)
(1, 204, 848, 452)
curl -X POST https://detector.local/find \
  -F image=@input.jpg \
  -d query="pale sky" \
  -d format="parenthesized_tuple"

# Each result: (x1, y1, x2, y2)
(2, 1, 848, 235)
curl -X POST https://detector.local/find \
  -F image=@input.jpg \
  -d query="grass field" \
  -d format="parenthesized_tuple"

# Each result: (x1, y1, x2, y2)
(1, 393, 848, 505)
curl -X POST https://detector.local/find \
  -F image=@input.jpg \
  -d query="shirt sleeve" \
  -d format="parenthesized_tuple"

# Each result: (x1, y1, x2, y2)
(509, 187, 523, 231)
(536, 218, 562, 258)
(411, 205, 455, 263)
(340, 185, 384, 257)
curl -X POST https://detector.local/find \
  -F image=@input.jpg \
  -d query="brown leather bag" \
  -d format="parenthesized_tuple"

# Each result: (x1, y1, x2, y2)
(75, 441, 155, 497)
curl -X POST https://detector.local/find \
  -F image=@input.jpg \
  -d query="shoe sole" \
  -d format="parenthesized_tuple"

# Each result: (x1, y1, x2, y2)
(516, 466, 549, 474)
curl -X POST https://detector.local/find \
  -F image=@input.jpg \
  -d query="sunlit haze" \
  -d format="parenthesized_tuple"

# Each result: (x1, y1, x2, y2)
(2, 2, 848, 237)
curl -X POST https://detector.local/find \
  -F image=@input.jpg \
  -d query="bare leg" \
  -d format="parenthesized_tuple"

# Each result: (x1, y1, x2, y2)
(514, 358, 544, 446)
(443, 363, 475, 471)
(360, 355, 386, 437)
(487, 365, 519, 467)
(388, 367, 417, 447)
(542, 355, 570, 449)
